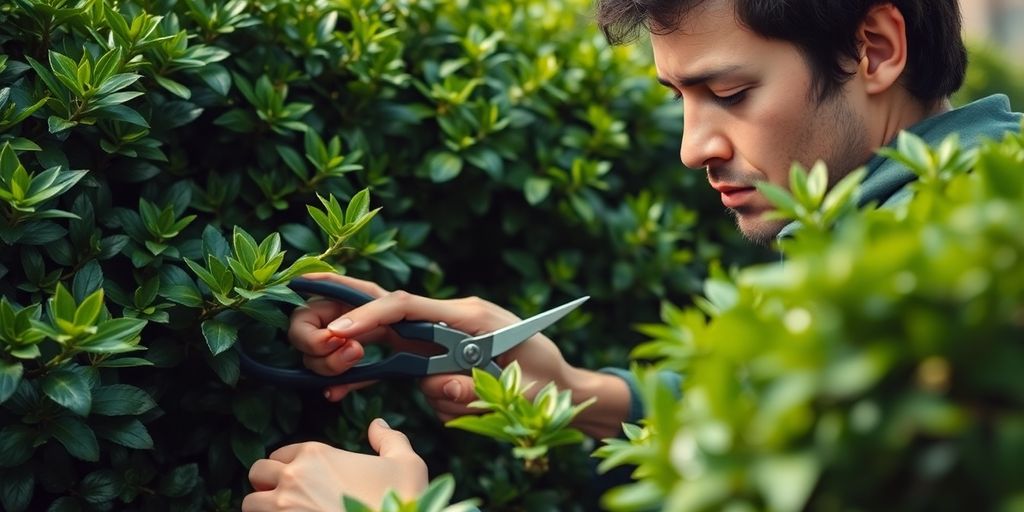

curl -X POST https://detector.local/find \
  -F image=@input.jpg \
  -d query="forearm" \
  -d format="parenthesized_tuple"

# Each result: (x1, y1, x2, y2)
(561, 366, 632, 439)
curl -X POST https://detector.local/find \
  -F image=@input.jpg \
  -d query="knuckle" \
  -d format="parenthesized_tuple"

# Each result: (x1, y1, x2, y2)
(386, 289, 412, 304)
(280, 465, 299, 482)
(460, 296, 495, 319)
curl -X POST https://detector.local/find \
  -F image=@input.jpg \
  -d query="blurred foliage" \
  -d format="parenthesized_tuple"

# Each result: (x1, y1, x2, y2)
(342, 474, 480, 512)
(0, 0, 749, 510)
(596, 128, 1024, 511)
(955, 43, 1024, 110)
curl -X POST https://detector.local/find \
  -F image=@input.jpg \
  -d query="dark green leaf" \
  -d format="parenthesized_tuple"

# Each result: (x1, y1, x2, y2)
(0, 469, 33, 512)
(0, 360, 23, 404)
(79, 470, 119, 504)
(93, 104, 149, 127)
(92, 384, 156, 416)
(0, 425, 36, 467)
(232, 392, 272, 432)
(49, 415, 99, 461)
(201, 318, 238, 356)
(158, 463, 199, 498)
(72, 260, 104, 301)
(17, 222, 67, 245)
(230, 427, 265, 467)
(197, 64, 232, 96)
(42, 368, 92, 416)
(206, 348, 239, 386)
(94, 418, 154, 449)
(159, 265, 203, 307)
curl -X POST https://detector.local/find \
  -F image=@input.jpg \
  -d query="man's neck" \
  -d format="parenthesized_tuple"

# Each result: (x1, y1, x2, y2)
(877, 95, 952, 148)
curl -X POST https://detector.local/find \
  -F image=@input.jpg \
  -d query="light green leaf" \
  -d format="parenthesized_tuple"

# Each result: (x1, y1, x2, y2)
(428, 151, 463, 183)
(416, 474, 456, 512)
(73, 288, 105, 327)
(524, 177, 552, 205)
(154, 75, 191, 99)
(753, 452, 821, 512)
(345, 189, 370, 225)
(78, 318, 147, 354)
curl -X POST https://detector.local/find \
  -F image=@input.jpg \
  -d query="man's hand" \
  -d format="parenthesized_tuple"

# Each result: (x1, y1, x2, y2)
(288, 272, 632, 438)
(242, 419, 427, 511)
(288, 272, 575, 405)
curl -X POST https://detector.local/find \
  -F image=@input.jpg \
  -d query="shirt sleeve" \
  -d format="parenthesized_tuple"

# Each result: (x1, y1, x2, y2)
(597, 366, 683, 425)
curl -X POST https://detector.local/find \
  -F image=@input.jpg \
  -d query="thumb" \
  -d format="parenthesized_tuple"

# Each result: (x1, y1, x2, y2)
(368, 418, 416, 459)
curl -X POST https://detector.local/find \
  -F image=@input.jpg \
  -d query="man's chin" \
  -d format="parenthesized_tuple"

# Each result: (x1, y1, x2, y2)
(734, 212, 789, 247)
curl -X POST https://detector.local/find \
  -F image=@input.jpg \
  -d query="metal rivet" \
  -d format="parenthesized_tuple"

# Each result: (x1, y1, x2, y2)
(462, 343, 481, 364)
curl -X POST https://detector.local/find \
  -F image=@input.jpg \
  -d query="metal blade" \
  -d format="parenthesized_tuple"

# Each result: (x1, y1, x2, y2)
(483, 296, 590, 357)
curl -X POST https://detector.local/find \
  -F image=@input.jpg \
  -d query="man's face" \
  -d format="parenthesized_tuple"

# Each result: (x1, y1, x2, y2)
(651, 0, 873, 244)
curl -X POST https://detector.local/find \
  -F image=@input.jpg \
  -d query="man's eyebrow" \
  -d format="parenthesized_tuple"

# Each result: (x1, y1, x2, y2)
(657, 65, 744, 88)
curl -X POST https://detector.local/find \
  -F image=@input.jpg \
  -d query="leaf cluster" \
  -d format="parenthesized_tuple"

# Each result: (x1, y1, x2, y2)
(446, 362, 595, 475)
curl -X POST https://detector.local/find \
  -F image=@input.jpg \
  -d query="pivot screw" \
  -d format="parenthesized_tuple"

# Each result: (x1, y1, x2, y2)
(462, 343, 482, 365)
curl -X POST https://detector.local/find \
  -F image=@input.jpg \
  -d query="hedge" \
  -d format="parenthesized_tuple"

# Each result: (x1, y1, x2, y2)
(0, 0, 748, 510)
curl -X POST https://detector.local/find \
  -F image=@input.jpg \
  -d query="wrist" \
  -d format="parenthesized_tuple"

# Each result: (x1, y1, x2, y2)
(561, 366, 631, 439)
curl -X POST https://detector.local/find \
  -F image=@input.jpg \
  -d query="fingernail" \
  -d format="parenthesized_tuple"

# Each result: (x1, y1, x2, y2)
(328, 317, 353, 331)
(443, 380, 462, 401)
(323, 389, 332, 400)
(374, 418, 390, 429)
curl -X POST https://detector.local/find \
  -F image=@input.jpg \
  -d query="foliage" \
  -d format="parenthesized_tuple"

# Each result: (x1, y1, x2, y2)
(0, 0, 740, 510)
(595, 128, 1024, 511)
(955, 43, 1024, 110)
(446, 362, 595, 475)
(341, 474, 480, 512)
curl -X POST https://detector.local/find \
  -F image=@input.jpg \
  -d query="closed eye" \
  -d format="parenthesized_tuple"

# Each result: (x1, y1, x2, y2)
(712, 89, 747, 107)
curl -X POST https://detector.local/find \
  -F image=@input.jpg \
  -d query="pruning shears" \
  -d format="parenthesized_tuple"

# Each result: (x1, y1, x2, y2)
(238, 277, 588, 389)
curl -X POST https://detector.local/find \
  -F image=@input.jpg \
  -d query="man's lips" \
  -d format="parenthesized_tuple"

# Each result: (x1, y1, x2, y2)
(711, 184, 757, 209)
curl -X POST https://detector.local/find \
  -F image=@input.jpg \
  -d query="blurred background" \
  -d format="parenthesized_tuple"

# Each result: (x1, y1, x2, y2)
(956, 0, 1024, 109)
(962, 0, 1024, 61)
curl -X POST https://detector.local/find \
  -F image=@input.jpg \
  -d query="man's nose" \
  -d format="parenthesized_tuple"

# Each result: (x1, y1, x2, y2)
(680, 106, 732, 169)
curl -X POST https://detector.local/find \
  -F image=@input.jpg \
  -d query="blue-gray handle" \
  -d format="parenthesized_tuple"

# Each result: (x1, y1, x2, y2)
(236, 277, 439, 388)
(238, 348, 430, 388)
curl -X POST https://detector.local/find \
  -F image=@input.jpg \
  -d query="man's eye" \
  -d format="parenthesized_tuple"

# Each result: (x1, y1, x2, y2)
(713, 89, 747, 107)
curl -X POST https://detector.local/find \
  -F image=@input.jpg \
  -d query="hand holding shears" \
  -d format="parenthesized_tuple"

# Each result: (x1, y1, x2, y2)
(240, 275, 588, 395)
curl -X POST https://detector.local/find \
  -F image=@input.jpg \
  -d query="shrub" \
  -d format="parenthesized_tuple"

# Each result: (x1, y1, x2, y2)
(596, 129, 1024, 511)
(0, 0, 745, 510)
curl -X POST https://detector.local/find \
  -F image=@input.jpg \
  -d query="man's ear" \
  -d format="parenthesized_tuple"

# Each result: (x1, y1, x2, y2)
(856, 3, 908, 95)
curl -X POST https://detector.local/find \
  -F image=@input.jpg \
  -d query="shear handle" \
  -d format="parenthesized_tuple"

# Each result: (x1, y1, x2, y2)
(238, 348, 431, 389)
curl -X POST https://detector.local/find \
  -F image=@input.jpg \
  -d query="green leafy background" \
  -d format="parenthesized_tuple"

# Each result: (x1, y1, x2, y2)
(0, 0, 1021, 510)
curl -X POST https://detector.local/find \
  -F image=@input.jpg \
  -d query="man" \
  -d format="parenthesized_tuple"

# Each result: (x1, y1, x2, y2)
(241, 1, 1022, 509)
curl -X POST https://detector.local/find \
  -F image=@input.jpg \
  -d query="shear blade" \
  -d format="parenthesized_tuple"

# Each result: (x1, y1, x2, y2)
(484, 296, 589, 357)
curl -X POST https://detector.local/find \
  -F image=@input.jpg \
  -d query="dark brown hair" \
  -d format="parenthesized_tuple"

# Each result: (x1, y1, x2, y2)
(596, 0, 967, 104)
